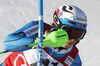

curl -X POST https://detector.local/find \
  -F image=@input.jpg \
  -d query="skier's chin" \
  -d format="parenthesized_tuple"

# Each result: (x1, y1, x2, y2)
(62, 40, 77, 49)
(62, 43, 73, 49)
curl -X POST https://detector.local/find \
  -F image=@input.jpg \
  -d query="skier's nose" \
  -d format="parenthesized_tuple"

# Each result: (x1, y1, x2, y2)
(70, 39, 76, 41)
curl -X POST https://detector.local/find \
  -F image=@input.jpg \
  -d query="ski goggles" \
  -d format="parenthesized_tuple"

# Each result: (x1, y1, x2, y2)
(61, 25, 85, 41)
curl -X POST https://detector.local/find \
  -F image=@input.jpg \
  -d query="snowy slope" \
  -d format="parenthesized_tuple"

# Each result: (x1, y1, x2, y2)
(0, 0, 100, 66)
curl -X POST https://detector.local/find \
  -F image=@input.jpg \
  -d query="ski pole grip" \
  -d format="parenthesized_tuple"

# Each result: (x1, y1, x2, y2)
(43, 29, 68, 47)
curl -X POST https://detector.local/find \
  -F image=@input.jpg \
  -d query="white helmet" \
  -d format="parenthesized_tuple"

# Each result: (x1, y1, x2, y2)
(53, 5, 87, 30)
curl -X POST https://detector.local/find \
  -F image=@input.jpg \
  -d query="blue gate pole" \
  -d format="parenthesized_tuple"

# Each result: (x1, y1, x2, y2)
(37, 0, 43, 66)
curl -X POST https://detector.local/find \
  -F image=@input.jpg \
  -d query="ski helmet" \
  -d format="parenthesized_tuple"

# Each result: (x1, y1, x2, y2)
(52, 5, 87, 30)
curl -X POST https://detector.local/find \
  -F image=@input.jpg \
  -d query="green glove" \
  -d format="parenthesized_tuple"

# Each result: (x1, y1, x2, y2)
(35, 29, 68, 48)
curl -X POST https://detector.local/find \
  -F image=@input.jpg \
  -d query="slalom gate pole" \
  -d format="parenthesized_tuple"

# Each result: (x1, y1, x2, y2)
(37, 0, 43, 66)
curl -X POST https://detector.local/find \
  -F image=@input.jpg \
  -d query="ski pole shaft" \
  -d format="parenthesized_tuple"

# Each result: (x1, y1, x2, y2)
(37, 0, 43, 66)
(0, 42, 38, 55)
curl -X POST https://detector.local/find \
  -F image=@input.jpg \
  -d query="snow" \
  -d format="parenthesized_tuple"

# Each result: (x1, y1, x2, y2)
(0, 0, 100, 66)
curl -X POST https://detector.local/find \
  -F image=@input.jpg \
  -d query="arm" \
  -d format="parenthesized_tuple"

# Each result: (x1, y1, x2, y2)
(72, 54, 82, 66)
(3, 21, 37, 52)
(3, 21, 51, 52)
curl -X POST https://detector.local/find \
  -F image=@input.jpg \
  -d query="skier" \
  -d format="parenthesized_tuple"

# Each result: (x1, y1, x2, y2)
(0, 5, 87, 66)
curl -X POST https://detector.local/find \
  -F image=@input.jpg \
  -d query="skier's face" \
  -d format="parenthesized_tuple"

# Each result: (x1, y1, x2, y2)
(62, 27, 85, 48)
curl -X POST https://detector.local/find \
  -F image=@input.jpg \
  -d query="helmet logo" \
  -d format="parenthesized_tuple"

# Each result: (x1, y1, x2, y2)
(76, 17, 87, 22)
(62, 6, 74, 15)
(78, 24, 82, 27)
(71, 15, 87, 22)
(71, 16, 77, 20)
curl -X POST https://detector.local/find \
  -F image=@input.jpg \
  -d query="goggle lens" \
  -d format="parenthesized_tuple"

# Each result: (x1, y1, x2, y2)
(62, 27, 85, 40)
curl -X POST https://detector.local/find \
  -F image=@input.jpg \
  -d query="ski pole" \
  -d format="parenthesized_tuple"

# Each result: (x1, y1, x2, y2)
(37, 0, 43, 66)
(0, 42, 38, 55)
